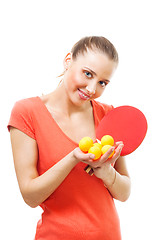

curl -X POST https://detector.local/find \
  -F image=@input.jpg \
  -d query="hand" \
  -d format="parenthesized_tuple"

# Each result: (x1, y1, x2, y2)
(72, 147, 95, 163)
(73, 141, 124, 169)
(103, 141, 124, 166)
(92, 142, 124, 182)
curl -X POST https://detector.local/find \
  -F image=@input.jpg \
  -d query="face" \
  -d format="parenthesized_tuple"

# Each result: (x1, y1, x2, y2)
(63, 50, 117, 106)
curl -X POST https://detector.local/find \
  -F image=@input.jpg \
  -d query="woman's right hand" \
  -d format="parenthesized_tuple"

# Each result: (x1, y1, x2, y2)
(73, 147, 95, 162)
(72, 146, 113, 168)
(73, 141, 123, 169)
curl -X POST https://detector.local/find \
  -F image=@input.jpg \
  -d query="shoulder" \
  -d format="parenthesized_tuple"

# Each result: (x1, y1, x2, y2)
(7, 97, 39, 139)
(10, 97, 40, 119)
(13, 97, 38, 111)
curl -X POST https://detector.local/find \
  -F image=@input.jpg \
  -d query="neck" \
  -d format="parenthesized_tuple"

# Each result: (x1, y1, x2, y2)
(46, 81, 91, 116)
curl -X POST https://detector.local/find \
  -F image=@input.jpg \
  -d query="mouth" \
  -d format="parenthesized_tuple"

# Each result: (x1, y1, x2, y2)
(78, 88, 91, 100)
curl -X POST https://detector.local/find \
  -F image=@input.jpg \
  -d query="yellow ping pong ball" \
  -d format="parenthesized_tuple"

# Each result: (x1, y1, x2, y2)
(101, 135, 114, 146)
(88, 145, 102, 160)
(79, 136, 93, 153)
(101, 145, 115, 159)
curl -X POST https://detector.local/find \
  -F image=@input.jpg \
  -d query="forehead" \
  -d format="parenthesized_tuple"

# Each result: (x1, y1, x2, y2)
(73, 50, 116, 75)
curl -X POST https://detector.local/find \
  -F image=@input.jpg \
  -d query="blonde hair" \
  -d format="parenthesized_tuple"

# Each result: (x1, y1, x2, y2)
(58, 36, 118, 78)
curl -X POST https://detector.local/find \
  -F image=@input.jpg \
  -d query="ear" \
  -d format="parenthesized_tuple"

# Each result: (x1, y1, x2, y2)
(63, 53, 72, 70)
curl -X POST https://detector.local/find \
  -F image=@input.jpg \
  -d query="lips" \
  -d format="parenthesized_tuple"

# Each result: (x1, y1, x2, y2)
(78, 89, 91, 100)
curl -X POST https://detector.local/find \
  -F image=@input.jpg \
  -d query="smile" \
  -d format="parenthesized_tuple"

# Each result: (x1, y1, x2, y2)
(78, 89, 91, 100)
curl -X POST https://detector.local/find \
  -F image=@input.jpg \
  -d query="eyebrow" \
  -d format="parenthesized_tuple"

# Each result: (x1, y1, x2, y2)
(84, 67, 110, 83)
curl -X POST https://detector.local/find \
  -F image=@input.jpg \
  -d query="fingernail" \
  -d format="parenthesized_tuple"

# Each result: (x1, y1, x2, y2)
(90, 154, 95, 159)
(120, 146, 123, 152)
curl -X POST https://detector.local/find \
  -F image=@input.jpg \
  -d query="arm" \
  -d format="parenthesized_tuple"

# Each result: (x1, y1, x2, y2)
(101, 157, 131, 202)
(85, 143, 131, 202)
(93, 158, 131, 202)
(10, 128, 94, 208)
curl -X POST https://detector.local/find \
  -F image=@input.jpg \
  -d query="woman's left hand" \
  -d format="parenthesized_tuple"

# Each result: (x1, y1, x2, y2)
(81, 141, 124, 168)
(92, 142, 123, 176)
(91, 142, 123, 183)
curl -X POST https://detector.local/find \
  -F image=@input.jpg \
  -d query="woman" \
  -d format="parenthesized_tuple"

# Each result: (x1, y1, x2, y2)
(8, 36, 131, 239)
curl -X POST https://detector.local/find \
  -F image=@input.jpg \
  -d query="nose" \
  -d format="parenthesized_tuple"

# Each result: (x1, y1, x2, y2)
(86, 84, 96, 95)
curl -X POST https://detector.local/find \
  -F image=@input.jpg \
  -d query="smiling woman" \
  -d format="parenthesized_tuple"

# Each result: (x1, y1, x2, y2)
(62, 49, 117, 106)
(8, 36, 130, 240)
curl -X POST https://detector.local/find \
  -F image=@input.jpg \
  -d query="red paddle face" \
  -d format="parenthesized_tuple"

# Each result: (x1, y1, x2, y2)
(96, 106, 148, 156)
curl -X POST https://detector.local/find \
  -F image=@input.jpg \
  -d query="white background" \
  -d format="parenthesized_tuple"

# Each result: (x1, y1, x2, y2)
(1, 0, 160, 239)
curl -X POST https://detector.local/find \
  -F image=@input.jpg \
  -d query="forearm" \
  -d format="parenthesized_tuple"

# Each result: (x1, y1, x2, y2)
(23, 152, 78, 208)
(103, 167, 131, 202)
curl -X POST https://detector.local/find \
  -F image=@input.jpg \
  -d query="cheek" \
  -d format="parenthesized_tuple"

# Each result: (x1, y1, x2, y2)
(94, 87, 105, 98)
(69, 70, 86, 88)
(65, 71, 78, 91)
(72, 72, 80, 86)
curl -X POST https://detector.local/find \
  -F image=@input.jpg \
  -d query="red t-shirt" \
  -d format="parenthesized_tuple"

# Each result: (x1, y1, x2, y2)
(8, 97, 121, 240)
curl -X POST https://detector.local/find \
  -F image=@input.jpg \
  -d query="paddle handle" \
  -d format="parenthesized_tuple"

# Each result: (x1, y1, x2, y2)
(84, 165, 94, 176)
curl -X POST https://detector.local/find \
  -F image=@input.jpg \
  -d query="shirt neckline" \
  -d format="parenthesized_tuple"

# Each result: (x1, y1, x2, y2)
(36, 96, 97, 146)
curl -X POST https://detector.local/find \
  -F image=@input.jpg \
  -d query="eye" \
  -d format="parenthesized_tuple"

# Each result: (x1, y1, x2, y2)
(99, 81, 108, 88)
(84, 71, 92, 78)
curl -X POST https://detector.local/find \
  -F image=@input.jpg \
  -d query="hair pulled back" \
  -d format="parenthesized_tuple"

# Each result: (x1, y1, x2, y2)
(71, 36, 118, 63)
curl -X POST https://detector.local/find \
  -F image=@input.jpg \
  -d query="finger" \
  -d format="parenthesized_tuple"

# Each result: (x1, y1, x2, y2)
(114, 141, 123, 148)
(114, 143, 124, 154)
(107, 144, 124, 165)
(98, 146, 115, 163)
(83, 152, 110, 167)
(80, 153, 95, 161)
(103, 146, 115, 158)
(89, 143, 124, 167)
(84, 143, 123, 167)
(73, 147, 95, 161)
(88, 147, 115, 168)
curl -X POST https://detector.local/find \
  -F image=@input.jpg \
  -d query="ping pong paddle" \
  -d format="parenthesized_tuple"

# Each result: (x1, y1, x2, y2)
(84, 105, 148, 175)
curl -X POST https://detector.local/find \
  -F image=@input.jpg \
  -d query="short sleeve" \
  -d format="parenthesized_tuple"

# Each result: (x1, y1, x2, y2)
(7, 100, 36, 139)
(92, 100, 114, 128)
(103, 103, 114, 114)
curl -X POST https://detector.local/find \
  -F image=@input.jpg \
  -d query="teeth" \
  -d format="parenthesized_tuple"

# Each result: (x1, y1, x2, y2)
(78, 89, 90, 99)
(82, 94, 88, 98)
(82, 93, 89, 98)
